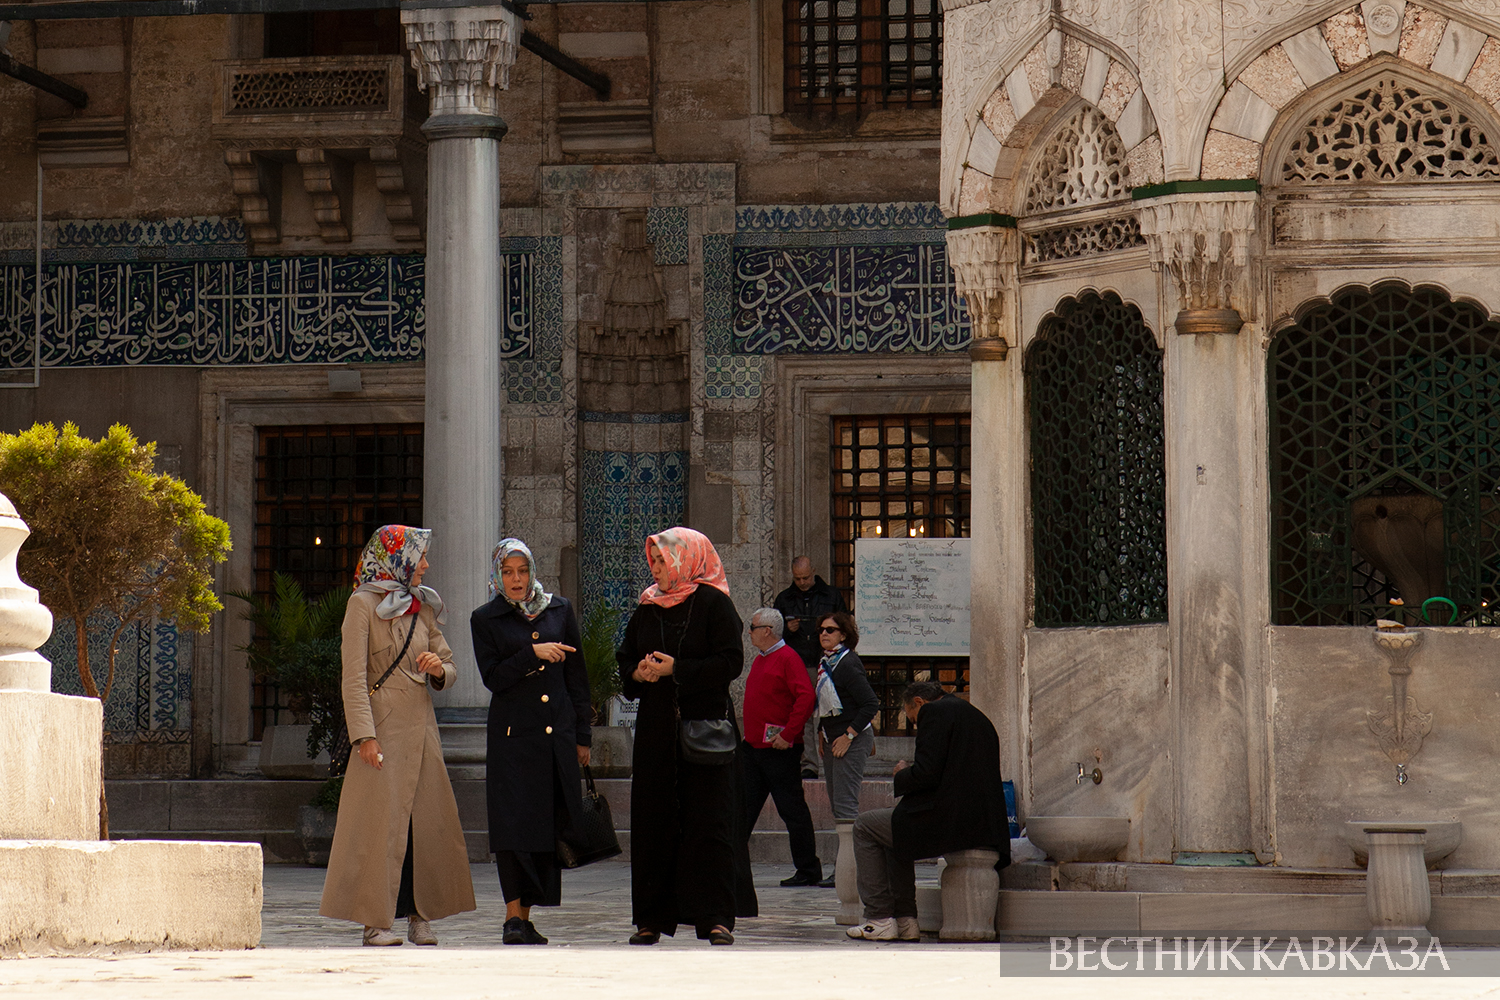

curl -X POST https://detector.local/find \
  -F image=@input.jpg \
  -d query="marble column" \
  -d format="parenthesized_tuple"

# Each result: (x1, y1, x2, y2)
(947, 226, 1027, 802)
(401, 5, 520, 711)
(1137, 192, 1269, 857)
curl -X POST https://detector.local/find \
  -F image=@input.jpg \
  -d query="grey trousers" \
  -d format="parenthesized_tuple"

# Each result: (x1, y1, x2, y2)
(853, 807, 917, 920)
(821, 725, 874, 821)
(800, 668, 820, 776)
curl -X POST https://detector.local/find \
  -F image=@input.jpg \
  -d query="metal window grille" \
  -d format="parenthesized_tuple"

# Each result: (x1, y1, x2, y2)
(784, 0, 942, 114)
(830, 414, 970, 733)
(1270, 283, 1500, 627)
(251, 423, 423, 737)
(1029, 291, 1167, 627)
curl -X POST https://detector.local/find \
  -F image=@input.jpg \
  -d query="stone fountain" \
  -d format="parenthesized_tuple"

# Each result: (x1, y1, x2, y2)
(0, 494, 263, 955)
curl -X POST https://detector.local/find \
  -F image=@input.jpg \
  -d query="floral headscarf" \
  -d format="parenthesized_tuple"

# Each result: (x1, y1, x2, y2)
(639, 526, 730, 608)
(354, 524, 446, 623)
(489, 538, 552, 619)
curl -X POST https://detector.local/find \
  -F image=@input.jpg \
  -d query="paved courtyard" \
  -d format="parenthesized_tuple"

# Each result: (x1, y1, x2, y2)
(5, 862, 1500, 998)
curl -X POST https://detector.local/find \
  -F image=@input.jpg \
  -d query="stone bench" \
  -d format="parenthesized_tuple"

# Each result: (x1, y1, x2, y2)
(914, 849, 1002, 941)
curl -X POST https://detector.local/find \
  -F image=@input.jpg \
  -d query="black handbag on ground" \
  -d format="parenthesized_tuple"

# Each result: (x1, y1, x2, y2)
(556, 766, 623, 868)
(329, 615, 420, 778)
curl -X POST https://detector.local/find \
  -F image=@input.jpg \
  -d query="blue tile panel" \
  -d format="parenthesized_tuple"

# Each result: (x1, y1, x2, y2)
(730, 202, 970, 355)
(503, 236, 565, 405)
(0, 232, 537, 367)
(578, 449, 688, 617)
(646, 207, 689, 266)
(45, 611, 192, 740)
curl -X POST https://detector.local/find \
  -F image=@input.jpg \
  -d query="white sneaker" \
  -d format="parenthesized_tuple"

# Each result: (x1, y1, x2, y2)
(407, 917, 438, 945)
(363, 926, 403, 946)
(845, 918, 897, 941)
(896, 916, 920, 941)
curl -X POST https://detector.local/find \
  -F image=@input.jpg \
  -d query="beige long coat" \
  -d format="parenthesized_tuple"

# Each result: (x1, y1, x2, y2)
(319, 590, 476, 928)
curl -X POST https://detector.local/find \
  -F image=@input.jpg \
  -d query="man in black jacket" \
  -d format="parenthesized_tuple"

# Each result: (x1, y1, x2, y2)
(772, 556, 848, 778)
(846, 681, 1010, 941)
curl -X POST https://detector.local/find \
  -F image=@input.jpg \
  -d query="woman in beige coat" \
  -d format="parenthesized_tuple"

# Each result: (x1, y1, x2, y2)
(320, 525, 476, 946)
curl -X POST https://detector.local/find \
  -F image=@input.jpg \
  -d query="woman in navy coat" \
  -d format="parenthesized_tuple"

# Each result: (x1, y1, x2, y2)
(471, 538, 591, 945)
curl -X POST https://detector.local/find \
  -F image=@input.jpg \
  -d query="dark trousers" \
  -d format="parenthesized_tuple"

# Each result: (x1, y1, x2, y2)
(395, 819, 416, 919)
(741, 742, 821, 877)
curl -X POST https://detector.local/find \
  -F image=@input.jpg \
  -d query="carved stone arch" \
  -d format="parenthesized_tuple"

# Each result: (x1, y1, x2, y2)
(946, 27, 1163, 217)
(1026, 284, 1160, 352)
(1017, 99, 1134, 217)
(1263, 57, 1500, 185)
(1197, 3, 1500, 180)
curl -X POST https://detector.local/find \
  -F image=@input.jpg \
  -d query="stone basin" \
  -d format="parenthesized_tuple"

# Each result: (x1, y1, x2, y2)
(1343, 820, 1462, 870)
(1026, 816, 1130, 863)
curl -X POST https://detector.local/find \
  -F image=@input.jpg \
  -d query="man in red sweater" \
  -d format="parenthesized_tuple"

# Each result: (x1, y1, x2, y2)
(742, 607, 822, 887)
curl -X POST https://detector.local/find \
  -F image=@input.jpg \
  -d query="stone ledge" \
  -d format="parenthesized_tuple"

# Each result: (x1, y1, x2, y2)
(0, 691, 102, 841)
(0, 839, 263, 956)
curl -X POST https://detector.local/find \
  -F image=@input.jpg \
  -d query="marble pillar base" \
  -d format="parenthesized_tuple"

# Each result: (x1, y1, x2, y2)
(1364, 828, 1433, 936)
(939, 848, 1000, 941)
(834, 820, 860, 925)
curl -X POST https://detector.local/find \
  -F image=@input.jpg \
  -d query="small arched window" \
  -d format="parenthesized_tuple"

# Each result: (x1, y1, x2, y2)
(1029, 291, 1166, 627)
(1269, 283, 1500, 626)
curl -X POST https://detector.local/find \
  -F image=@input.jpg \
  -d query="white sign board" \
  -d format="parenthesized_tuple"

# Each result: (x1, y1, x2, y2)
(854, 537, 971, 656)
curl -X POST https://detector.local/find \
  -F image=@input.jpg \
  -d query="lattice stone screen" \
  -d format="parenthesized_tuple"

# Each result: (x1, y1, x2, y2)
(1029, 292, 1166, 627)
(1023, 106, 1131, 213)
(1270, 283, 1500, 627)
(1281, 76, 1500, 183)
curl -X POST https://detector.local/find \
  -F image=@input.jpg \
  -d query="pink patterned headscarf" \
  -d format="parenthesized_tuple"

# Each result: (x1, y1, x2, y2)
(639, 526, 730, 608)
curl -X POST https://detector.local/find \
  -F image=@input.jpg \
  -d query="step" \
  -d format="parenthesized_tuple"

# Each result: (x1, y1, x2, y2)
(1007, 859, 1500, 897)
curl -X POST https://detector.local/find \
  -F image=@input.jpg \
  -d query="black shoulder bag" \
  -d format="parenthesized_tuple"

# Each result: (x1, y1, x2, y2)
(329, 614, 421, 778)
(556, 766, 624, 868)
(663, 592, 736, 766)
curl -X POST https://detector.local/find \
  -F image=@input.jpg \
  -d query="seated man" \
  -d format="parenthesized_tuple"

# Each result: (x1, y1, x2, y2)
(847, 681, 1010, 941)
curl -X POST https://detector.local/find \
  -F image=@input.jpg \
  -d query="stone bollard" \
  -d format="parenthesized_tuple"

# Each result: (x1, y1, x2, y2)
(0, 497, 54, 694)
(834, 820, 860, 925)
(1365, 828, 1432, 939)
(939, 848, 1000, 941)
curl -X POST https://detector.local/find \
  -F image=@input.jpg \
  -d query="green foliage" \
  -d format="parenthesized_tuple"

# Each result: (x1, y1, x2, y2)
(0, 421, 231, 702)
(228, 572, 351, 761)
(579, 602, 622, 724)
(312, 775, 343, 814)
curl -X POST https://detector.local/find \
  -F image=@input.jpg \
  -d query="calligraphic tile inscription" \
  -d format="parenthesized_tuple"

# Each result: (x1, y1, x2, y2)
(729, 202, 971, 360)
(579, 448, 688, 616)
(503, 235, 564, 406)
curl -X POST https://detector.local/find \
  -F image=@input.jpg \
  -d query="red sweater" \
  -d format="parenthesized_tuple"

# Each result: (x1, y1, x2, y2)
(743, 642, 816, 748)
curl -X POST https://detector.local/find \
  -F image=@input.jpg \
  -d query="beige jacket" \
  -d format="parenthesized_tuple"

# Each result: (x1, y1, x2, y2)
(319, 590, 476, 928)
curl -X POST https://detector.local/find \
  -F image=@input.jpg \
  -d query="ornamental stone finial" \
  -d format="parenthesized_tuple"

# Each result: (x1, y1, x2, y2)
(1135, 192, 1258, 332)
(947, 226, 1020, 359)
(401, 5, 522, 120)
(0, 494, 55, 693)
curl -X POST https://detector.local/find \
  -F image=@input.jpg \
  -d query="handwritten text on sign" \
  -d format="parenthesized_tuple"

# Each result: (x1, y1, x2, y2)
(854, 538, 970, 656)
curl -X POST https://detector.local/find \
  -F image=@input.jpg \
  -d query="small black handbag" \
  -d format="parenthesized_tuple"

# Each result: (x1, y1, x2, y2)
(556, 765, 623, 869)
(679, 717, 737, 765)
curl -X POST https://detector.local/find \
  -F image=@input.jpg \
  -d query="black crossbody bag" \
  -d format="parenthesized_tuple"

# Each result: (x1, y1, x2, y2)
(660, 592, 736, 766)
(329, 614, 420, 778)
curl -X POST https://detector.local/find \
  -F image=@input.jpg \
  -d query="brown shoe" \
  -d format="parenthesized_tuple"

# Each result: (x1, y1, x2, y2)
(363, 926, 402, 946)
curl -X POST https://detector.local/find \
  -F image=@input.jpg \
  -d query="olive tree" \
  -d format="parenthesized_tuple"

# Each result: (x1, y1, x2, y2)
(0, 421, 230, 836)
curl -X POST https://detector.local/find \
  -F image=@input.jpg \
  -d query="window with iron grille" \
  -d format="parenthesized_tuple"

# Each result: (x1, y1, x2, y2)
(251, 423, 423, 737)
(830, 414, 970, 733)
(1270, 283, 1500, 627)
(784, 0, 942, 114)
(1029, 291, 1167, 628)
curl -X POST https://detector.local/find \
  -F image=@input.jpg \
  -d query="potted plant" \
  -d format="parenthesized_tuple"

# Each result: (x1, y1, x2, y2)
(579, 602, 631, 777)
(230, 573, 350, 865)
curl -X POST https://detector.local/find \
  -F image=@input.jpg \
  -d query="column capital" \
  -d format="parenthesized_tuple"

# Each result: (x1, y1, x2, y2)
(401, 5, 522, 120)
(946, 226, 1020, 360)
(1135, 191, 1257, 327)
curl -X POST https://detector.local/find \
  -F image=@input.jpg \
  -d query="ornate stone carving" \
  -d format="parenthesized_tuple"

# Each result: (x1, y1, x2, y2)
(1023, 107, 1131, 213)
(400, 7, 521, 119)
(227, 64, 388, 112)
(1367, 626, 1432, 783)
(370, 146, 424, 243)
(222, 150, 281, 244)
(296, 148, 353, 243)
(1024, 215, 1145, 262)
(1135, 192, 1257, 318)
(1282, 77, 1500, 182)
(946, 226, 1021, 353)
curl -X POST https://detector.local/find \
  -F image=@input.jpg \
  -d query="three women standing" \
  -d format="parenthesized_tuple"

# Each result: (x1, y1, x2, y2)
(321, 525, 476, 945)
(470, 539, 592, 945)
(616, 527, 758, 945)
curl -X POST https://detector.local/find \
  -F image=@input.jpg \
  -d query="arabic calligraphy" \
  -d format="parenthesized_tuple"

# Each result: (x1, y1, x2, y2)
(0, 253, 534, 367)
(732, 243, 971, 353)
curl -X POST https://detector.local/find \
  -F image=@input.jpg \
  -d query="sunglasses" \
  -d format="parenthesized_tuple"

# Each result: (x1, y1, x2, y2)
(819, 626, 842, 634)
(749, 624, 772, 632)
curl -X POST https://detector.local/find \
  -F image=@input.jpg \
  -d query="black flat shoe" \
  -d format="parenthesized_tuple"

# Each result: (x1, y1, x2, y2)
(708, 926, 734, 946)
(522, 920, 548, 945)
(816, 875, 837, 888)
(780, 871, 821, 887)
(628, 928, 660, 945)
(502, 917, 527, 945)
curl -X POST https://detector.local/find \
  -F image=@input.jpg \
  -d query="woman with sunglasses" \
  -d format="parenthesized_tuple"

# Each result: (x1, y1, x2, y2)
(813, 609, 880, 885)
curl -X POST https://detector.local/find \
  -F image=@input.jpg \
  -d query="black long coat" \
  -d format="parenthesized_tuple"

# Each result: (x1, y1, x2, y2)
(616, 584, 757, 934)
(471, 595, 591, 854)
(891, 694, 1011, 866)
